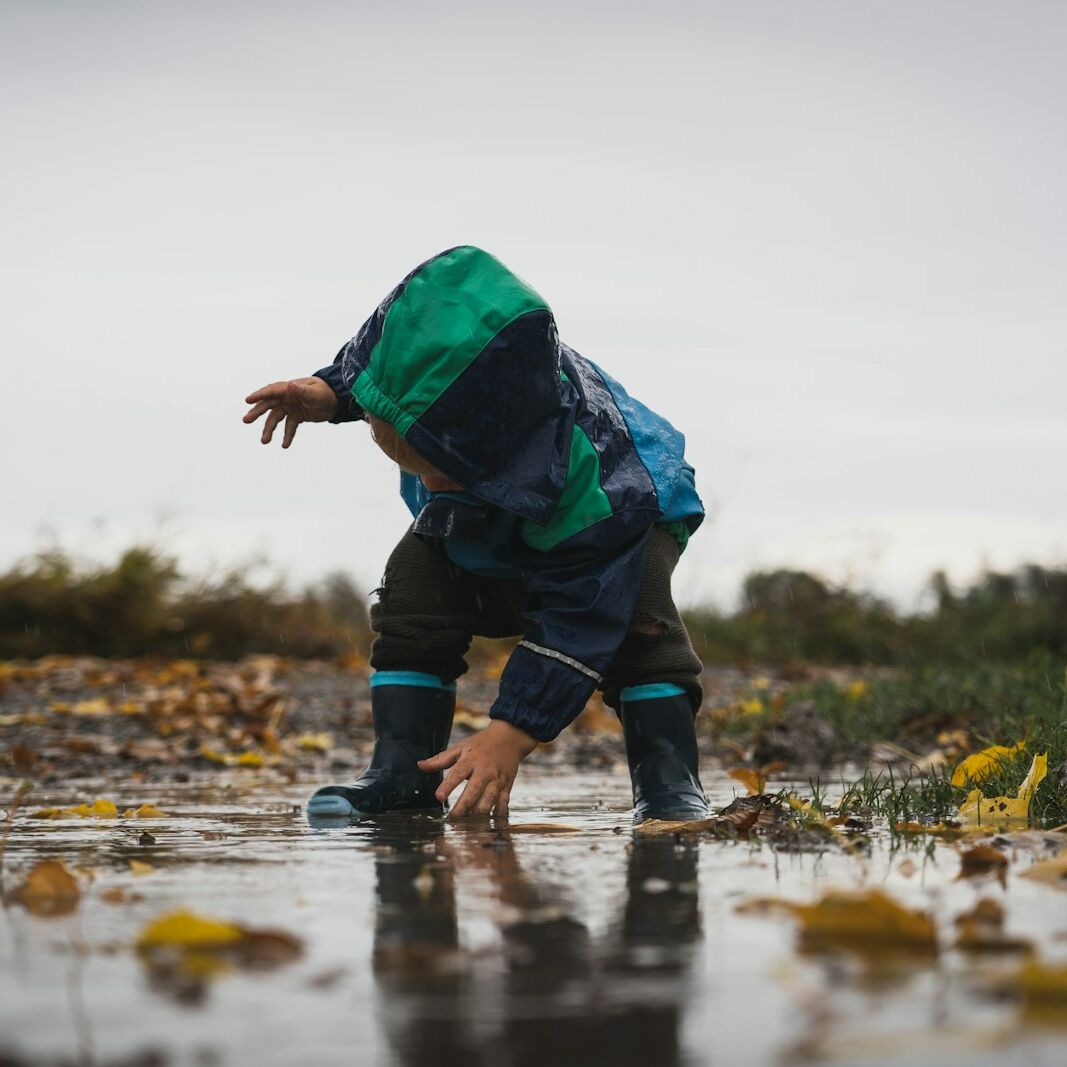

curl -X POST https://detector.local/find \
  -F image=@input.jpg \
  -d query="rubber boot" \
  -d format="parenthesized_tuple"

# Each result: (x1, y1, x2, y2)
(618, 684, 709, 823)
(307, 672, 455, 822)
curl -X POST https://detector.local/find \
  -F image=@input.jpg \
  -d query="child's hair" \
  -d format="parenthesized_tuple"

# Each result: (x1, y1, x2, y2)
(367, 415, 433, 475)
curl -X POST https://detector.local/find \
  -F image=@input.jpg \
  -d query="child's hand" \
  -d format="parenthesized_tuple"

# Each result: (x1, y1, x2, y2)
(243, 377, 339, 448)
(418, 720, 538, 819)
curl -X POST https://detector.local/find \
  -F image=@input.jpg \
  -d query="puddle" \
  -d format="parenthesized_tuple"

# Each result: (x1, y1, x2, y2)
(2, 770, 1066, 1066)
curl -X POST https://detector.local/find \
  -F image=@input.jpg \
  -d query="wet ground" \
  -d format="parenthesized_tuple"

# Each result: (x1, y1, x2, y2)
(3, 768, 1067, 1067)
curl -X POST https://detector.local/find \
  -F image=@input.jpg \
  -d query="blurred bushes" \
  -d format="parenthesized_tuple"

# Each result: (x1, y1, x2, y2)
(1, 546, 1065, 666)
(684, 564, 1067, 666)
(0, 547, 371, 660)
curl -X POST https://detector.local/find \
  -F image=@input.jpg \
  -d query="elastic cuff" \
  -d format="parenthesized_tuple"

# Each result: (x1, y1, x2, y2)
(489, 700, 558, 744)
(370, 670, 456, 693)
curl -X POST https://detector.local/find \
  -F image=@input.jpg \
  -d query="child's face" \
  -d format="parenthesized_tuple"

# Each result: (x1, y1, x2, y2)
(367, 416, 463, 493)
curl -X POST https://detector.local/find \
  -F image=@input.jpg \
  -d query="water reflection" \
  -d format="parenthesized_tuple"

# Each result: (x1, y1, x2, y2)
(366, 820, 702, 1066)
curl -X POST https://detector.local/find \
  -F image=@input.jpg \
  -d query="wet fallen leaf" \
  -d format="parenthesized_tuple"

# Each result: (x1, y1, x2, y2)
(634, 817, 725, 836)
(138, 909, 243, 949)
(897, 858, 918, 878)
(12, 859, 81, 916)
(69, 698, 112, 717)
(100, 886, 143, 905)
(129, 859, 155, 876)
(951, 741, 1026, 788)
(200, 830, 225, 841)
(123, 803, 168, 819)
(959, 752, 1048, 828)
(9, 744, 38, 774)
(33, 798, 119, 820)
(1020, 848, 1067, 889)
(957, 844, 1009, 887)
(1013, 959, 1067, 1003)
(136, 908, 303, 986)
(233, 751, 264, 767)
(295, 732, 333, 752)
(953, 897, 1032, 955)
(738, 888, 938, 955)
(728, 767, 765, 796)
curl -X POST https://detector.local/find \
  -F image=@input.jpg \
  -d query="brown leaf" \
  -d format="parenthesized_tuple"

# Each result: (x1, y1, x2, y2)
(957, 844, 1009, 888)
(10, 744, 38, 774)
(12, 859, 81, 917)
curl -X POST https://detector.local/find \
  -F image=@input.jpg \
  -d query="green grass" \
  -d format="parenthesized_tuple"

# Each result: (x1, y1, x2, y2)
(776, 659, 1067, 830)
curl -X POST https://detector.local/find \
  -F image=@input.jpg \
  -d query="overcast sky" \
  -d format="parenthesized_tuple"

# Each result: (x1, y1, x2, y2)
(2, 0, 1065, 609)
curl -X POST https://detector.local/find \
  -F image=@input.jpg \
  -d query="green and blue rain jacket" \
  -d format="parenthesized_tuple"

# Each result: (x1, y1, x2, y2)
(313, 246, 703, 741)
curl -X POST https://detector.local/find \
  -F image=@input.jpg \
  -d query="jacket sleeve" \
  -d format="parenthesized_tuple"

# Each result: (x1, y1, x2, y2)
(311, 342, 364, 425)
(489, 523, 652, 742)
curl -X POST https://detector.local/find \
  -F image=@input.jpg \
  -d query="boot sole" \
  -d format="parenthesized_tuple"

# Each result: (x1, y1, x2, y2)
(307, 794, 358, 818)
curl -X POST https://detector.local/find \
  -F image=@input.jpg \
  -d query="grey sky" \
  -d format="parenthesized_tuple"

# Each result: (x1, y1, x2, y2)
(2, 0, 1065, 608)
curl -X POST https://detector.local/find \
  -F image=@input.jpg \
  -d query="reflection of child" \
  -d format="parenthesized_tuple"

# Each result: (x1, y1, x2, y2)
(243, 246, 708, 823)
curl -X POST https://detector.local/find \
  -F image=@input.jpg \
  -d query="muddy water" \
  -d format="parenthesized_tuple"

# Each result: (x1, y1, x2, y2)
(2, 770, 1066, 1066)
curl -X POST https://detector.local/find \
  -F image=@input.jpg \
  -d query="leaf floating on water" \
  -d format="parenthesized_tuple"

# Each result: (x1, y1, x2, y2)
(136, 908, 303, 987)
(956, 844, 1009, 888)
(953, 898, 1032, 955)
(951, 741, 1027, 787)
(138, 909, 242, 948)
(100, 886, 143, 905)
(32, 797, 119, 820)
(737, 888, 938, 955)
(12, 859, 81, 917)
(1019, 848, 1067, 889)
(129, 859, 155, 876)
(123, 803, 168, 819)
(1012, 960, 1067, 1004)
(958, 752, 1048, 829)
(634, 817, 724, 836)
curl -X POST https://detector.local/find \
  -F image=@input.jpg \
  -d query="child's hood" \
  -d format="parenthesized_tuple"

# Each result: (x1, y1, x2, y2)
(337, 246, 575, 524)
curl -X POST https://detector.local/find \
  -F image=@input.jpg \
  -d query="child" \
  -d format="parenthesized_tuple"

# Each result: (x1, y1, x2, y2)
(243, 246, 708, 823)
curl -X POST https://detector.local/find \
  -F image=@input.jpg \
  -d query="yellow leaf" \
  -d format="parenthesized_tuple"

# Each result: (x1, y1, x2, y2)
(845, 680, 868, 701)
(136, 909, 243, 949)
(958, 752, 1048, 828)
(117, 701, 144, 715)
(1014, 959, 1067, 1003)
(739, 888, 937, 955)
(128, 859, 155, 876)
(295, 732, 333, 752)
(90, 798, 118, 819)
(70, 698, 111, 717)
(13, 859, 81, 916)
(199, 744, 231, 765)
(951, 741, 1026, 788)
(728, 767, 765, 796)
(735, 698, 764, 716)
(123, 803, 168, 819)
(233, 751, 263, 767)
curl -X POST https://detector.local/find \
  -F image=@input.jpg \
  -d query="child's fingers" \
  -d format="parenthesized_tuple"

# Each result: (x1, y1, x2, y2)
(473, 783, 499, 816)
(244, 382, 287, 404)
(242, 401, 272, 424)
(282, 415, 299, 449)
(418, 747, 460, 772)
(449, 775, 488, 819)
(495, 788, 511, 819)
(435, 760, 471, 803)
(261, 408, 285, 444)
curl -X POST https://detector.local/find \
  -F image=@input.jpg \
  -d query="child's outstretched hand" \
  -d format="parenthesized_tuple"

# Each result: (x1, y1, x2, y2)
(243, 377, 339, 448)
(418, 720, 538, 819)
